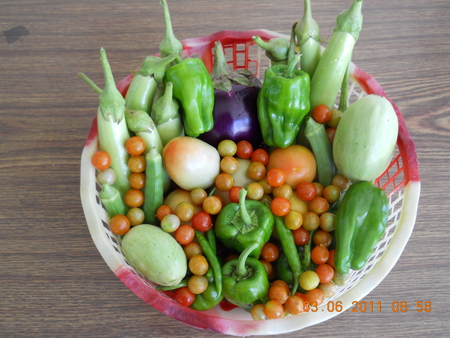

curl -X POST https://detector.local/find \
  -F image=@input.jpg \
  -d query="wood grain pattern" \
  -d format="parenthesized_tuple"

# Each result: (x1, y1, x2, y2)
(1, 0, 448, 337)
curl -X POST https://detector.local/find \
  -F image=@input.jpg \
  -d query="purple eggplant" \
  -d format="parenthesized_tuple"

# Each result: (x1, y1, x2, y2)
(198, 41, 263, 148)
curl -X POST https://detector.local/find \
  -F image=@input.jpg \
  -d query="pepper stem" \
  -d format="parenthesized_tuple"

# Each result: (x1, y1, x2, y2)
(159, 0, 183, 58)
(234, 242, 259, 277)
(282, 54, 301, 79)
(238, 188, 252, 225)
(286, 21, 298, 66)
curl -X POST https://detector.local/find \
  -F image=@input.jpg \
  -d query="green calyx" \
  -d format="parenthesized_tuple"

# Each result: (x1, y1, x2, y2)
(335, 0, 364, 40)
(232, 242, 259, 279)
(98, 48, 126, 123)
(211, 41, 253, 92)
(150, 82, 180, 125)
(231, 188, 259, 234)
(125, 109, 158, 134)
(159, 0, 183, 58)
(252, 35, 290, 63)
(295, 0, 321, 45)
(137, 54, 178, 83)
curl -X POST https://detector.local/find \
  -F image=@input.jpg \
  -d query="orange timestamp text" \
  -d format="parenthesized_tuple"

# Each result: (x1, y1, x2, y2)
(308, 300, 433, 313)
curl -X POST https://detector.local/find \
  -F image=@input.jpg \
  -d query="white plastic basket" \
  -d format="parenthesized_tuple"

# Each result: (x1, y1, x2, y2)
(80, 30, 420, 336)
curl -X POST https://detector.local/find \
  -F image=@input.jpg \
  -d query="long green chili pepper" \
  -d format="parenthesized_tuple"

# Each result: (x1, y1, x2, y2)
(79, 48, 132, 197)
(206, 228, 217, 255)
(274, 216, 301, 295)
(309, 0, 364, 110)
(195, 230, 222, 296)
(295, 0, 321, 78)
(304, 116, 336, 187)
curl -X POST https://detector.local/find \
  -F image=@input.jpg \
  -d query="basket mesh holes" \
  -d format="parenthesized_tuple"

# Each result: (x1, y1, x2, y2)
(235, 52, 246, 68)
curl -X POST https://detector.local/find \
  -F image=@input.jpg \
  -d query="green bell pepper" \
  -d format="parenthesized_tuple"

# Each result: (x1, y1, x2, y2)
(257, 54, 310, 148)
(164, 57, 215, 137)
(214, 188, 274, 259)
(334, 181, 389, 274)
(222, 242, 270, 312)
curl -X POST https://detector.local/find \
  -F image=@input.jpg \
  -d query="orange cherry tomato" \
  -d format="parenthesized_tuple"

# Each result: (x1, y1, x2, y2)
(91, 151, 111, 170)
(270, 196, 291, 216)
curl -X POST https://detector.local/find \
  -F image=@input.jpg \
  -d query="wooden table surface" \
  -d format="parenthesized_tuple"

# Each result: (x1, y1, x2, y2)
(1, 0, 448, 337)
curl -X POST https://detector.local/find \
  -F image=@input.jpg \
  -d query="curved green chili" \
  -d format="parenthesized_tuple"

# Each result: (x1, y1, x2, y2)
(274, 215, 301, 295)
(195, 230, 222, 296)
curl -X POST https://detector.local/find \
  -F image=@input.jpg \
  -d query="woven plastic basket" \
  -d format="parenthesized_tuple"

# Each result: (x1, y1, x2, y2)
(80, 30, 420, 336)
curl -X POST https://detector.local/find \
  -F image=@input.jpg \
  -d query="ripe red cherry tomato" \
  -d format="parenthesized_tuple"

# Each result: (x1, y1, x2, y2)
(191, 211, 212, 232)
(312, 104, 331, 124)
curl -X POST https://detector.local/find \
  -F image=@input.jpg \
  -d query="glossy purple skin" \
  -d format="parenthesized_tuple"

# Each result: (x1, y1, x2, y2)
(199, 82, 263, 148)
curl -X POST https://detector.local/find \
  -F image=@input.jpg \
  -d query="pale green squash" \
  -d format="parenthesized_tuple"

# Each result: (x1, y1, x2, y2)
(122, 224, 187, 286)
(332, 95, 398, 182)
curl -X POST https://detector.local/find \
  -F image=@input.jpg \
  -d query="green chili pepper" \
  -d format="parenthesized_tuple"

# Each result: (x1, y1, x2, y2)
(275, 250, 295, 287)
(257, 24, 310, 148)
(334, 181, 389, 275)
(190, 269, 224, 311)
(164, 58, 215, 137)
(214, 188, 274, 259)
(195, 230, 222, 296)
(222, 242, 270, 312)
(274, 215, 301, 295)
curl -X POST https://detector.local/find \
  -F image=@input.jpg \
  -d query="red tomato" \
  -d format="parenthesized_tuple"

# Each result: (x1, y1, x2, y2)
(236, 140, 253, 159)
(296, 182, 317, 201)
(174, 287, 196, 307)
(312, 104, 331, 124)
(191, 211, 212, 232)
(251, 148, 269, 165)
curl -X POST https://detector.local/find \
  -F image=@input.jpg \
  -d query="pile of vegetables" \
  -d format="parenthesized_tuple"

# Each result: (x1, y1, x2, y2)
(80, 0, 399, 321)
